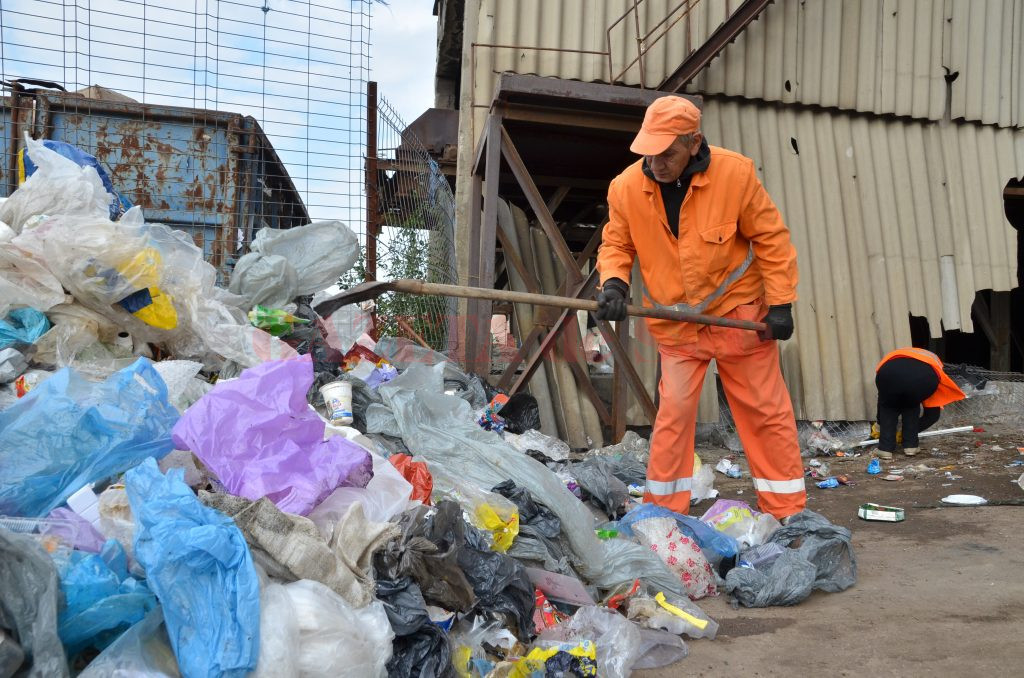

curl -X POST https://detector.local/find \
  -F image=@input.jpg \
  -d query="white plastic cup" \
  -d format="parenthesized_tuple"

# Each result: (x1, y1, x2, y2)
(320, 380, 354, 425)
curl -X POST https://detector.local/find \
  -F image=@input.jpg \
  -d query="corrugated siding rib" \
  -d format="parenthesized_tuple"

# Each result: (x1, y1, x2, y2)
(688, 0, 1024, 128)
(701, 97, 1024, 419)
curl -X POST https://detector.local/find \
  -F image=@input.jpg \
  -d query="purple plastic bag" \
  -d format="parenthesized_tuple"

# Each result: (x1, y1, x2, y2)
(46, 507, 107, 553)
(171, 355, 373, 515)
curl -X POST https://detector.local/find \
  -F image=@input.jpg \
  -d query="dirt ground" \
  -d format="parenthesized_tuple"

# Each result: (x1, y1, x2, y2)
(638, 425, 1024, 677)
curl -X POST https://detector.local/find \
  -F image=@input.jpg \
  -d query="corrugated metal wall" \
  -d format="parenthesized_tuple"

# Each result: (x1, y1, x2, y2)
(453, 0, 1024, 421)
(701, 96, 1024, 419)
(688, 0, 1024, 128)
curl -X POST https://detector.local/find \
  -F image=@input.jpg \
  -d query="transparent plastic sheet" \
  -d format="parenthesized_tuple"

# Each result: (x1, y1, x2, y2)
(249, 220, 359, 297)
(78, 608, 180, 678)
(44, 508, 106, 554)
(56, 543, 157, 657)
(375, 576, 453, 678)
(375, 337, 488, 409)
(450, 616, 499, 678)
(632, 627, 689, 670)
(98, 486, 136, 560)
(29, 302, 121, 373)
(15, 211, 296, 369)
(307, 451, 413, 538)
(625, 592, 719, 639)
(0, 220, 65, 318)
(376, 363, 685, 597)
(0, 526, 69, 678)
(0, 630, 25, 678)
(504, 429, 570, 462)
(279, 580, 393, 678)
(0, 135, 110, 234)
(251, 583, 299, 678)
(125, 459, 260, 678)
(171, 355, 373, 516)
(536, 606, 642, 678)
(0, 358, 179, 517)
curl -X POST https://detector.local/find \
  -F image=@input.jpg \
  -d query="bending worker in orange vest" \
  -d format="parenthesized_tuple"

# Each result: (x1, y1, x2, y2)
(595, 95, 806, 521)
(874, 347, 966, 459)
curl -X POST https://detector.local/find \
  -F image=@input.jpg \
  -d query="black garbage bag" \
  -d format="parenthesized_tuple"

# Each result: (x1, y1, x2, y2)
(374, 508, 477, 614)
(570, 457, 630, 518)
(375, 576, 455, 678)
(0, 527, 69, 678)
(491, 480, 560, 539)
(426, 502, 536, 640)
(496, 392, 541, 434)
(724, 509, 856, 607)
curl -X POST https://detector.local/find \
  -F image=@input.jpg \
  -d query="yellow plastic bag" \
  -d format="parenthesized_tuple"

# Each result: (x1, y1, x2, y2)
(116, 247, 177, 330)
(430, 467, 519, 552)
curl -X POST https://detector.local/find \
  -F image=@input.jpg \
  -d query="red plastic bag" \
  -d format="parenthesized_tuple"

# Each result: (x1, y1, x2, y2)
(390, 454, 433, 505)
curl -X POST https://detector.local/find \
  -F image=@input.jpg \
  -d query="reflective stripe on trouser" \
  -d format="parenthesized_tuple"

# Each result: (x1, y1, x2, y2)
(644, 301, 806, 520)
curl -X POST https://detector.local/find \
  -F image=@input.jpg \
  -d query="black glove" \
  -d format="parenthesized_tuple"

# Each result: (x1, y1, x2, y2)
(595, 279, 628, 322)
(759, 303, 794, 341)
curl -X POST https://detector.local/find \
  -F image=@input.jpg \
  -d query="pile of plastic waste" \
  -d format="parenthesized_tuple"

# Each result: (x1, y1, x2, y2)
(0, 136, 856, 677)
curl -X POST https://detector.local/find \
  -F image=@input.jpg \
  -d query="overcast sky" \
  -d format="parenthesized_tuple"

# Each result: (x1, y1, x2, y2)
(371, 0, 436, 125)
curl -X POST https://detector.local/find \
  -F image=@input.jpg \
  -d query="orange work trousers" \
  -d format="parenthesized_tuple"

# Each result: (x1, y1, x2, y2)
(643, 302, 806, 520)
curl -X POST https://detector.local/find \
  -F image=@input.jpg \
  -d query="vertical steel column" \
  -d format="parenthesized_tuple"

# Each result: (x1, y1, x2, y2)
(365, 81, 379, 337)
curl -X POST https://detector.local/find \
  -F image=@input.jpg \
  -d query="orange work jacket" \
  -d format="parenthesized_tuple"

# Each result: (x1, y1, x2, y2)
(876, 347, 966, 407)
(597, 147, 798, 345)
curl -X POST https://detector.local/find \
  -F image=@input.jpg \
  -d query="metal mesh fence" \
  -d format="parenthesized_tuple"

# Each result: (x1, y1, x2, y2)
(340, 89, 458, 353)
(1, 0, 373, 283)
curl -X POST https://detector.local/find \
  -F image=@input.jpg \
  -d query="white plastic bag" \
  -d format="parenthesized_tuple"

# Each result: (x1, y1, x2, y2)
(228, 252, 298, 308)
(78, 608, 180, 678)
(308, 451, 413, 539)
(283, 579, 393, 678)
(0, 134, 110, 233)
(252, 583, 300, 678)
(250, 220, 359, 296)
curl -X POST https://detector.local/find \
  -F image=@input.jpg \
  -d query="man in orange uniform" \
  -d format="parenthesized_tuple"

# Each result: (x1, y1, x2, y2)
(874, 347, 966, 459)
(595, 95, 805, 521)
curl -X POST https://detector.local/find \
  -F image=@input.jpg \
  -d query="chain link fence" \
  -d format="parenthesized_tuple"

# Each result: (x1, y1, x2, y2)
(1, 0, 373, 283)
(340, 90, 459, 353)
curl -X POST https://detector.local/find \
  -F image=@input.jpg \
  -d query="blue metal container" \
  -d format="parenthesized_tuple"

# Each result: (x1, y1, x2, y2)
(2, 85, 309, 281)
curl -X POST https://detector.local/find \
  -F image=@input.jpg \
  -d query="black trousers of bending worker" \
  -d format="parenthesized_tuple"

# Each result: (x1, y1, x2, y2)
(875, 357, 942, 451)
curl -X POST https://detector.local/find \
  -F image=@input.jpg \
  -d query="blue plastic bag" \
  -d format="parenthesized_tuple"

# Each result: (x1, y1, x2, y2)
(0, 358, 179, 517)
(125, 458, 260, 678)
(58, 540, 157, 656)
(0, 307, 50, 349)
(618, 503, 739, 562)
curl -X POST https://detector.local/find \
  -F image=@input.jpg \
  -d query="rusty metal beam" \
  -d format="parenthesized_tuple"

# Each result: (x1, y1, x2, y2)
(660, 0, 774, 92)
(575, 220, 607, 269)
(612, 314, 630, 441)
(563, 343, 611, 425)
(499, 126, 582, 284)
(509, 269, 599, 394)
(545, 185, 571, 215)
(596, 318, 658, 424)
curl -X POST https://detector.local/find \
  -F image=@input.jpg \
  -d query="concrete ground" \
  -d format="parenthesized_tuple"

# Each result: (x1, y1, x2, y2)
(638, 427, 1024, 677)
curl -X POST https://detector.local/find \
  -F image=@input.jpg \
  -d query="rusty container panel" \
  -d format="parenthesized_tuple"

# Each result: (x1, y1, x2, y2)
(1, 91, 309, 280)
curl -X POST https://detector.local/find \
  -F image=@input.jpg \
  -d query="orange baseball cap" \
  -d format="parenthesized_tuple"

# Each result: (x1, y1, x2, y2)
(630, 96, 701, 155)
